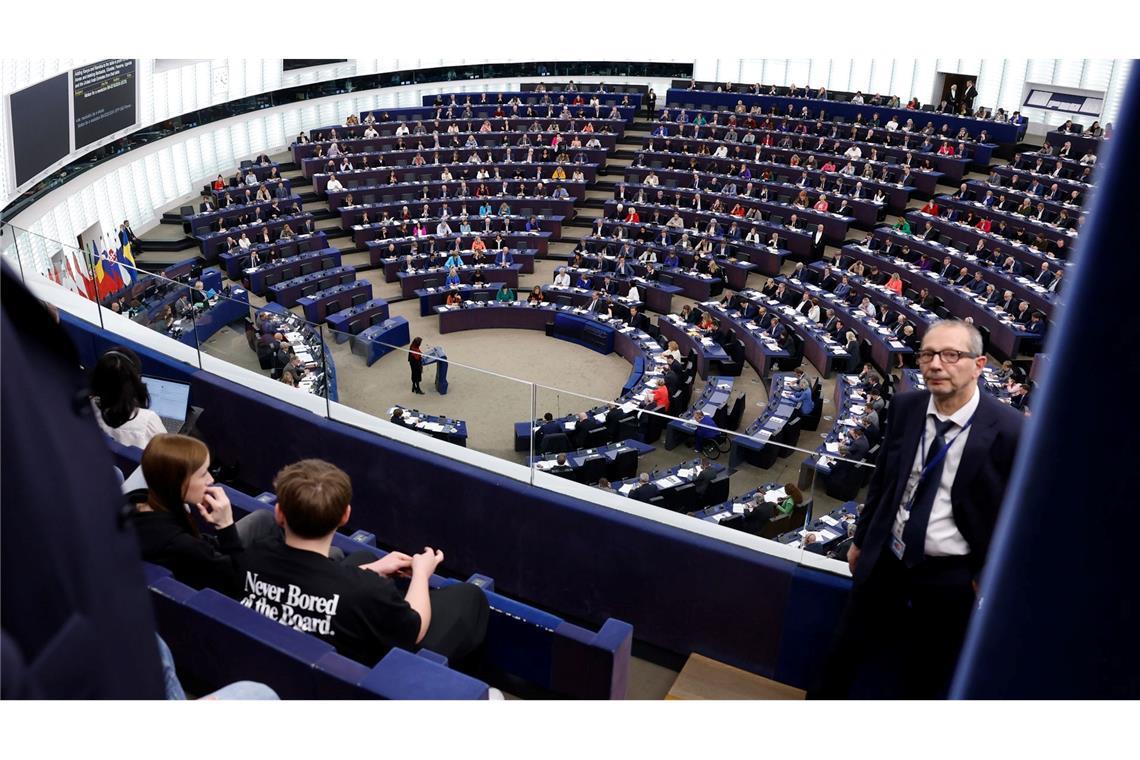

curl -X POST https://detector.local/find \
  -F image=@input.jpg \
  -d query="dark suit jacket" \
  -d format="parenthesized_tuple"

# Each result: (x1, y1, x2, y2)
(692, 466, 718, 498)
(852, 390, 1023, 583)
(630, 481, 659, 502)
(574, 417, 604, 448)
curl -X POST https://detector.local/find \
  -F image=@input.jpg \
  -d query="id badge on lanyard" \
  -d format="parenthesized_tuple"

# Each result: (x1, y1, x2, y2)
(890, 415, 975, 557)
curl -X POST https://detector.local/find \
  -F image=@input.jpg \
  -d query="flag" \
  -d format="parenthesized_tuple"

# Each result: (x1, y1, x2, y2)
(68, 246, 97, 300)
(91, 239, 122, 298)
(107, 232, 132, 287)
(47, 252, 63, 286)
(118, 227, 138, 286)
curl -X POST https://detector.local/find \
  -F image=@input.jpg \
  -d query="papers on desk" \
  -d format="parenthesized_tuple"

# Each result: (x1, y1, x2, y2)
(825, 441, 841, 454)
(732, 503, 749, 515)
(534, 460, 557, 472)
(619, 483, 636, 495)
(563, 420, 577, 431)
(619, 401, 639, 414)
(838, 417, 859, 427)
(849, 405, 866, 415)
(890, 340, 906, 348)
(763, 487, 788, 504)
(819, 515, 840, 527)
(656, 475, 683, 488)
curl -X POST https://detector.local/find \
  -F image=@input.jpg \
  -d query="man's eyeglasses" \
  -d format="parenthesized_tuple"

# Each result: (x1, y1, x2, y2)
(916, 349, 980, 364)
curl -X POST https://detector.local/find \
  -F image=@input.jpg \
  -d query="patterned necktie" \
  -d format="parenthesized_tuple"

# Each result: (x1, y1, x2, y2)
(901, 418, 958, 567)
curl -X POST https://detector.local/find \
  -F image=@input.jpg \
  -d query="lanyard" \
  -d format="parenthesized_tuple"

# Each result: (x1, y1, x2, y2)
(902, 412, 976, 513)
(920, 413, 974, 474)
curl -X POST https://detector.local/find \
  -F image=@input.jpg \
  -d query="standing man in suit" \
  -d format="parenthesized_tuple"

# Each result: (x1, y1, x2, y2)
(811, 320, 1024, 699)
(961, 80, 978, 114)
(947, 83, 960, 113)
(811, 224, 826, 259)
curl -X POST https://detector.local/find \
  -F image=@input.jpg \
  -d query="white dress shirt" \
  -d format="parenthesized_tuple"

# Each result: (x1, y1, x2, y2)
(892, 387, 979, 557)
(553, 272, 571, 287)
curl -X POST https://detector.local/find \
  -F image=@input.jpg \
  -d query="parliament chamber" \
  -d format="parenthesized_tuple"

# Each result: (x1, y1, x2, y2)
(2, 50, 1136, 715)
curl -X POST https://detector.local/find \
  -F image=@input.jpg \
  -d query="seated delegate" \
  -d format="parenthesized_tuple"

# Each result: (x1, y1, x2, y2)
(127, 434, 280, 598)
(236, 459, 489, 665)
(90, 347, 166, 448)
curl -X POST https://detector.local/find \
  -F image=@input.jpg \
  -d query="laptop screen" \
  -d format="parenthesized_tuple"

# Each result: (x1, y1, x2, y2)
(141, 376, 190, 424)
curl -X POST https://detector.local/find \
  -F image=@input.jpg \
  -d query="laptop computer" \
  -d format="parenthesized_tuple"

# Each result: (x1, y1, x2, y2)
(141, 375, 198, 433)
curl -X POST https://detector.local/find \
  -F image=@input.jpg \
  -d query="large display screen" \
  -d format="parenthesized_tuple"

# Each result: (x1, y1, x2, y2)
(73, 59, 137, 150)
(10, 72, 71, 187)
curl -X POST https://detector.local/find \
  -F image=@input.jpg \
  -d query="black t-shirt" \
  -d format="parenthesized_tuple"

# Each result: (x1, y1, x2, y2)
(236, 541, 421, 665)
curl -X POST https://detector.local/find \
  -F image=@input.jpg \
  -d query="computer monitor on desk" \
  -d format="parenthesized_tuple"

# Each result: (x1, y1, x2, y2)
(141, 376, 193, 434)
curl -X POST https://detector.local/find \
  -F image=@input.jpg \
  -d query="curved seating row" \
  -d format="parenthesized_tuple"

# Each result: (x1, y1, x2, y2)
(614, 179, 854, 243)
(602, 198, 813, 261)
(255, 302, 338, 400)
(799, 375, 879, 501)
(335, 179, 589, 219)
(663, 105, 997, 163)
(582, 224, 765, 283)
(525, 439, 655, 484)
(655, 105, 973, 182)
(663, 376, 737, 450)
(218, 231, 329, 279)
(352, 209, 562, 249)
(731, 372, 800, 468)
(664, 88, 1024, 145)
(771, 275, 916, 372)
(694, 481, 814, 541)
(642, 136, 945, 196)
(625, 163, 883, 226)
(199, 213, 315, 261)
(634, 147, 914, 212)
(838, 241, 1041, 360)
(890, 217, 1058, 315)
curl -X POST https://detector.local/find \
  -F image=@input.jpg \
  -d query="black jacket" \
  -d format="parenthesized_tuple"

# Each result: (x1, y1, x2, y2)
(128, 510, 245, 598)
(853, 391, 1023, 582)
